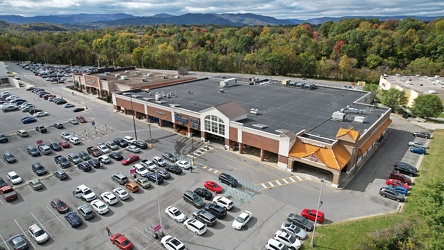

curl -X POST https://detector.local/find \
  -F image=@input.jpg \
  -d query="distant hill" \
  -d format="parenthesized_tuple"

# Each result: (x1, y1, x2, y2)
(0, 13, 440, 28)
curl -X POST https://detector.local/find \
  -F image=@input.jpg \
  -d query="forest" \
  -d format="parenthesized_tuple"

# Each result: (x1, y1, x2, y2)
(1, 17, 444, 84)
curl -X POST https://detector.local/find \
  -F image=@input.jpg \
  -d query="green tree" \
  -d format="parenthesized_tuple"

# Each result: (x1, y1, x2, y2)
(379, 88, 407, 111)
(363, 83, 380, 98)
(411, 94, 444, 118)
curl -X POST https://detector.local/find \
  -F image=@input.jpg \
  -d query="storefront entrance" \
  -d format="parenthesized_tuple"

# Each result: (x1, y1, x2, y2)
(292, 161, 333, 182)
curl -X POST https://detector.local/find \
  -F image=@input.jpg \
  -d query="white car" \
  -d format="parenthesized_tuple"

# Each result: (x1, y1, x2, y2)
(165, 206, 187, 223)
(265, 238, 287, 250)
(101, 192, 118, 205)
(97, 143, 111, 153)
(281, 222, 307, 240)
(183, 218, 207, 235)
(153, 156, 166, 167)
(176, 160, 191, 170)
(141, 159, 158, 171)
(7, 171, 23, 185)
(161, 235, 186, 250)
(61, 132, 71, 140)
(213, 196, 234, 210)
(113, 187, 129, 200)
(232, 211, 252, 230)
(33, 111, 49, 117)
(69, 136, 81, 145)
(28, 224, 50, 244)
(273, 230, 301, 250)
(124, 136, 136, 143)
(91, 199, 109, 214)
(408, 141, 425, 148)
(133, 164, 149, 176)
(98, 155, 111, 164)
(126, 145, 140, 153)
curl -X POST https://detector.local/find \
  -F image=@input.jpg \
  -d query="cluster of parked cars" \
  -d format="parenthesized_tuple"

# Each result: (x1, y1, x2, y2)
(379, 161, 418, 202)
(20, 62, 78, 84)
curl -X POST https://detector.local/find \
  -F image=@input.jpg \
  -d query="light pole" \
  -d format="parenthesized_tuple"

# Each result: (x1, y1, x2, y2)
(310, 177, 325, 247)
(79, 75, 88, 110)
(129, 92, 138, 140)
(191, 134, 195, 168)
(155, 169, 163, 236)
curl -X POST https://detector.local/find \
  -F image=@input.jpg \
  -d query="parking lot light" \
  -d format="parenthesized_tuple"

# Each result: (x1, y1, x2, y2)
(310, 177, 325, 247)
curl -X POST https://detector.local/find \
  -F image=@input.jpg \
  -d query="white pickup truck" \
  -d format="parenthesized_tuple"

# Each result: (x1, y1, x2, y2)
(73, 184, 97, 201)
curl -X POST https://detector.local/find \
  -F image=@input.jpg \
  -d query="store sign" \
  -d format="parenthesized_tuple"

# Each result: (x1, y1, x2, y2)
(156, 111, 166, 116)
(174, 113, 188, 125)
(309, 154, 319, 162)
(190, 118, 200, 129)
(87, 79, 96, 85)
(302, 139, 326, 148)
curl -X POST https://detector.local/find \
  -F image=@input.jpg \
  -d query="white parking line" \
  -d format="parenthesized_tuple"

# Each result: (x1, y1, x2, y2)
(289, 177, 296, 182)
(296, 176, 302, 181)
(261, 183, 267, 189)
(14, 219, 36, 249)
(105, 242, 114, 249)
(31, 212, 52, 238)
(27, 183, 35, 193)
(275, 180, 282, 185)
(0, 233, 11, 250)
(268, 182, 274, 187)
(282, 179, 289, 184)
(46, 206, 71, 231)
(18, 148, 32, 159)
(0, 158, 7, 166)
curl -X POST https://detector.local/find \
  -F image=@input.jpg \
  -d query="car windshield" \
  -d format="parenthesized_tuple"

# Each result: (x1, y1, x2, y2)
(11, 174, 19, 179)
(236, 217, 245, 223)
(99, 204, 106, 209)
(56, 201, 65, 207)
(84, 189, 92, 195)
(288, 233, 296, 243)
(173, 210, 181, 216)
(121, 239, 130, 246)
(301, 218, 309, 225)
(34, 229, 45, 237)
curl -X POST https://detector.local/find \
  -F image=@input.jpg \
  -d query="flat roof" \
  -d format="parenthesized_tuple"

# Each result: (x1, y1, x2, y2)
(118, 78, 389, 139)
(384, 74, 444, 94)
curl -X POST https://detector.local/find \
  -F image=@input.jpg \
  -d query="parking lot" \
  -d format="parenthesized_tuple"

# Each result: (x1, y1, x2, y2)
(0, 65, 431, 249)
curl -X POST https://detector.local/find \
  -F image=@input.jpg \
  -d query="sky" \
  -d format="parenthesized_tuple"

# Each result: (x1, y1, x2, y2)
(1, 0, 444, 19)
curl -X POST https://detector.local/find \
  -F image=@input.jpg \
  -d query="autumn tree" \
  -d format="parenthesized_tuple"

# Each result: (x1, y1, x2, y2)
(379, 88, 407, 112)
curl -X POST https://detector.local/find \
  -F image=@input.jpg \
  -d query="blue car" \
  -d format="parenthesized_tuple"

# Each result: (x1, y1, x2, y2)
(65, 212, 82, 228)
(22, 117, 37, 124)
(410, 147, 426, 155)
(388, 185, 408, 195)
(21, 116, 33, 122)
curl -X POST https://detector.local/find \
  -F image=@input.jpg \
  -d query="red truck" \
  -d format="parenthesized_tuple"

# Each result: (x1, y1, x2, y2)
(0, 186, 18, 201)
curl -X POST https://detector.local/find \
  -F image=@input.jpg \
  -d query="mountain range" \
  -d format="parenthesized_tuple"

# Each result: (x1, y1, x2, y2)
(0, 13, 439, 27)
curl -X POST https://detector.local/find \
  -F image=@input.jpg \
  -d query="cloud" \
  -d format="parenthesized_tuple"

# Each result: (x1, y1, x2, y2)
(1, 0, 444, 19)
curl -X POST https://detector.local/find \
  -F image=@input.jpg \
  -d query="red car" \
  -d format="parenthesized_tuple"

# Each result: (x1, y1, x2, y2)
(121, 154, 140, 165)
(301, 208, 325, 224)
(385, 178, 409, 189)
(59, 140, 70, 148)
(76, 116, 86, 123)
(110, 233, 133, 250)
(204, 181, 223, 193)
(51, 198, 70, 213)
(389, 172, 412, 185)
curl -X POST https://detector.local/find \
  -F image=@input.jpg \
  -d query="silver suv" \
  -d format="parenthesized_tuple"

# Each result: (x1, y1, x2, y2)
(193, 209, 217, 227)
(112, 173, 128, 185)
(77, 204, 95, 220)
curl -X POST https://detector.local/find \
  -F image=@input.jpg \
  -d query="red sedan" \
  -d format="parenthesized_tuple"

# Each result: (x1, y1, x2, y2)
(59, 140, 70, 148)
(121, 154, 140, 165)
(204, 181, 223, 193)
(389, 172, 412, 185)
(110, 233, 133, 250)
(301, 208, 325, 224)
(386, 178, 409, 189)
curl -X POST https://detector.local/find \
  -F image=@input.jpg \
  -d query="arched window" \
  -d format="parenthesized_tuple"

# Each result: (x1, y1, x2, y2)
(204, 115, 225, 136)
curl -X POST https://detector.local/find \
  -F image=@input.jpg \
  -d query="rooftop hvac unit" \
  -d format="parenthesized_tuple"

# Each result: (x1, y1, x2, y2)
(147, 73, 153, 77)
(143, 97, 154, 101)
(252, 123, 268, 129)
(354, 116, 365, 123)
(250, 108, 259, 115)
(332, 111, 346, 121)
(132, 95, 142, 98)
(155, 93, 162, 101)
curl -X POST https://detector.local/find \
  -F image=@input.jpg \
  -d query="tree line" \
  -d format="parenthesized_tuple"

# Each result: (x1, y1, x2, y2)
(1, 17, 444, 83)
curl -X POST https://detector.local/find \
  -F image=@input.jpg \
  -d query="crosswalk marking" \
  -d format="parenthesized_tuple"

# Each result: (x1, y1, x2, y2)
(283, 179, 289, 184)
(289, 177, 296, 182)
(268, 182, 274, 187)
(296, 176, 302, 181)
(276, 180, 282, 185)
(261, 183, 267, 189)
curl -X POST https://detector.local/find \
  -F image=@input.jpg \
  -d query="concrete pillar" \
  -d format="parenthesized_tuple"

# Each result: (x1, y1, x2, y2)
(159, 119, 163, 127)
(332, 172, 340, 187)
(201, 131, 206, 141)
(173, 123, 177, 131)
(260, 148, 265, 161)
(239, 143, 243, 154)
(187, 127, 191, 136)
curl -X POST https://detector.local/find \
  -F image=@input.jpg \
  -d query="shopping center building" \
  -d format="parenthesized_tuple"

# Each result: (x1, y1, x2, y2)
(110, 75, 391, 187)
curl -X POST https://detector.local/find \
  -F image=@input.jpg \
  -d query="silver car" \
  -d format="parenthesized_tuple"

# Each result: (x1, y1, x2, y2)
(281, 222, 307, 240)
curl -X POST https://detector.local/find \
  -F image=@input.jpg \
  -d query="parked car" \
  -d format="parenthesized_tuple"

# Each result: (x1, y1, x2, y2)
(28, 224, 50, 244)
(162, 152, 176, 162)
(413, 131, 430, 139)
(98, 155, 111, 164)
(101, 192, 118, 205)
(113, 138, 128, 148)
(110, 233, 134, 250)
(78, 151, 91, 161)
(192, 209, 217, 227)
(106, 141, 119, 150)
(389, 171, 412, 185)
(126, 145, 140, 153)
(3, 151, 16, 163)
(61, 132, 71, 140)
(113, 187, 130, 200)
(385, 178, 409, 189)
(51, 198, 70, 213)
(69, 136, 81, 145)
(165, 164, 182, 174)
(232, 211, 253, 230)
(77, 204, 95, 220)
(68, 153, 82, 164)
(73, 108, 85, 113)
(287, 213, 314, 231)
(135, 177, 151, 189)
(165, 206, 187, 223)
(204, 181, 223, 193)
(410, 147, 426, 154)
(379, 186, 406, 202)
(204, 203, 227, 219)
(59, 140, 70, 148)
(54, 122, 64, 129)
(65, 212, 82, 227)
(76, 116, 86, 123)
(122, 154, 139, 165)
(8, 234, 29, 250)
(176, 160, 191, 170)
(183, 190, 205, 208)
(110, 152, 123, 161)
(273, 230, 301, 250)
(408, 141, 425, 148)
(31, 163, 47, 176)
(301, 209, 325, 224)
(28, 179, 44, 190)
(50, 142, 63, 151)
(194, 188, 213, 200)
(68, 118, 78, 125)
(124, 182, 139, 193)
(281, 222, 307, 240)
(153, 156, 166, 166)
(88, 159, 101, 168)
(27, 145, 40, 156)
(77, 161, 92, 172)
(132, 140, 148, 149)
(265, 238, 288, 250)
(112, 173, 128, 185)
(388, 185, 408, 195)
(161, 235, 186, 250)
(183, 218, 207, 235)
(54, 170, 68, 180)
(212, 196, 234, 210)
(394, 162, 418, 176)
(91, 199, 109, 214)
(97, 143, 111, 153)
(219, 172, 239, 187)
(7, 171, 23, 185)
(87, 146, 102, 157)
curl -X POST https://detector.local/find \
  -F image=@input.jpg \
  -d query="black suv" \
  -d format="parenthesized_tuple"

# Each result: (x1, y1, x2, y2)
(132, 140, 148, 149)
(54, 155, 70, 168)
(32, 162, 47, 176)
(27, 145, 41, 157)
(113, 138, 128, 148)
(394, 162, 418, 176)
(204, 203, 227, 219)
(147, 173, 164, 184)
(3, 151, 16, 163)
(183, 190, 205, 208)
(50, 142, 62, 151)
(78, 151, 91, 161)
(218, 173, 239, 187)
(0, 133, 8, 143)
(78, 162, 92, 172)
(413, 131, 430, 139)
(194, 188, 213, 200)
